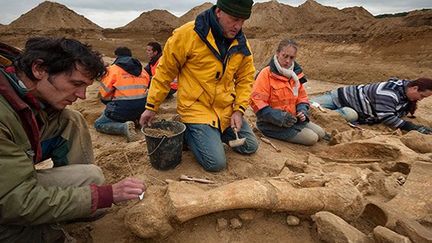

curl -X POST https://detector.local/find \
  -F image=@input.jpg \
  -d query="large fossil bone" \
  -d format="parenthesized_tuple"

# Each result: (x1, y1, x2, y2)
(125, 175, 364, 238)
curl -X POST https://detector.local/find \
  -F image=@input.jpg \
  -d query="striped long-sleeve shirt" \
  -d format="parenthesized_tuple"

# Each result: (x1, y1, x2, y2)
(337, 78, 411, 128)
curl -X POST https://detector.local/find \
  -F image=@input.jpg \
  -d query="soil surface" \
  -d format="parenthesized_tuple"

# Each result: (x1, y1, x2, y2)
(144, 128, 177, 138)
(3, 1, 432, 242)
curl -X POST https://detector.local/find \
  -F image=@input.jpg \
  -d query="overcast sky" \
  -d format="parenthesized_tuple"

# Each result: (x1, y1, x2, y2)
(0, 0, 431, 28)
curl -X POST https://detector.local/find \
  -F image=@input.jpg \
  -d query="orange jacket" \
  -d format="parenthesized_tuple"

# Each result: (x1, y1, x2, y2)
(99, 64, 149, 101)
(250, 65, 309, 116)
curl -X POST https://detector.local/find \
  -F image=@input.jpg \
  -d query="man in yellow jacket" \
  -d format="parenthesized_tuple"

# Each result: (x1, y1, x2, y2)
(140, 0, 259, 172)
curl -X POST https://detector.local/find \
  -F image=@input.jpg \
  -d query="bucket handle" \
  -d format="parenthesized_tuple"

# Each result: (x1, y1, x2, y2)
(147, 135, 167, 156)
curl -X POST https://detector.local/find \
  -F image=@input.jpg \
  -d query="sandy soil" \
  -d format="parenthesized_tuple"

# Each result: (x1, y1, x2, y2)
(59, 76, 432, 242)
(2, 1, 432, 242)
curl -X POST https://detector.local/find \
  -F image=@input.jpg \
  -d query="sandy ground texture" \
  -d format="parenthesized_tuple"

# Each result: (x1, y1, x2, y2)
(57, 76, 432, 242)
(2, 1, 432, 242)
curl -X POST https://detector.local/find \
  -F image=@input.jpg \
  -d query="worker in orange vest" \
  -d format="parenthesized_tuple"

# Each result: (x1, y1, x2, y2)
(95, 47, 148, 142)
(144, 42, 177, 98)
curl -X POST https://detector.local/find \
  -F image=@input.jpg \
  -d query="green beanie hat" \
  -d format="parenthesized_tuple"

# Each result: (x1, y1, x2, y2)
(217, 0, 254, 19)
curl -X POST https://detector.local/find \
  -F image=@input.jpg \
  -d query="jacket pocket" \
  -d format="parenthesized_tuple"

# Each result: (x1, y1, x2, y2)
(179, 84, 204, 108)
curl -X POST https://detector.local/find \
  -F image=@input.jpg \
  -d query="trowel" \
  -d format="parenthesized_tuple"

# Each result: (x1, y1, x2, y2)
(229, 128, 246, 147)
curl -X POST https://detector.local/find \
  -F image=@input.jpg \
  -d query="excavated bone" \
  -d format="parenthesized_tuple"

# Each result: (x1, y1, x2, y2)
(125, 175, 364, 238)
(400, 131, 432, 154)
(317, 141, 401, 163)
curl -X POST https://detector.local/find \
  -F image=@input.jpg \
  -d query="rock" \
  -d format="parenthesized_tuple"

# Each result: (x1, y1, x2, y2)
(419, 214, 432, 227)
(314, 211, 370, 243)
(395, 218, 432, 243)
(216, 218, 228, 232)
(373, 226, 411, 243)
(238, 210, 256, 221)
(386, 162, 432, 220)
(286, 215, 300, 226)
(230, 218, 242, 229)
(396, 176, 406, 186)
(400, 131, 432, 153)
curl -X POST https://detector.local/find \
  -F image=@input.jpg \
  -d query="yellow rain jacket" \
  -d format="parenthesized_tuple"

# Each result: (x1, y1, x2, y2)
(145, 7, 255, 131)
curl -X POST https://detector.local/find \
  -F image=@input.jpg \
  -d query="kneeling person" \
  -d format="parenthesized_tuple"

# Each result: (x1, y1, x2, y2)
(250, 39, 326, 146)
(0, 38, 145, 242)
(139, 1, 259, 171)
(95, 47, 149, 142)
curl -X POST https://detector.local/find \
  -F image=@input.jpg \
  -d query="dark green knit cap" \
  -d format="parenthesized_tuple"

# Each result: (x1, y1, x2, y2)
(217, 0, 254, 19)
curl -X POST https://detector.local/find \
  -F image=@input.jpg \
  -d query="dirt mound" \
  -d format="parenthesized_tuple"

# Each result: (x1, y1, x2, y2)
(178, 2, 213, 25)
(122, 9, 178, 31)
(297, 0, 341, 21)
(8, 1, 101, 30)
(244, 1, 297, 38)
(297, 0, 376, 34)
(341, 6, 375, 21)
(244, 0, 377, 38)
(402, 9, 432, 27)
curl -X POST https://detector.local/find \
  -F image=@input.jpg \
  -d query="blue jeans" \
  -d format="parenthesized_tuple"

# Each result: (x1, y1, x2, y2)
(184, 119, 259, 172)
(94, 113, 128, 135)
(311, 91, 358, 122)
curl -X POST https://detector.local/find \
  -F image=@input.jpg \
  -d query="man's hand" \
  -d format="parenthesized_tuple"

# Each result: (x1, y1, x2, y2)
(416, 125, 432, 135)
(282, 112, 297, 128)
(231, 111, 243, 131)
(140, 110, 156, 127)
(296, 111, 306, 122)
(112, 177, 146, 203)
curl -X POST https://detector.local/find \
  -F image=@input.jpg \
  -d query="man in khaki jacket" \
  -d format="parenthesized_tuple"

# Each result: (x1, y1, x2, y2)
(140, 0, 259, 172)
(0, 38, 145, 242)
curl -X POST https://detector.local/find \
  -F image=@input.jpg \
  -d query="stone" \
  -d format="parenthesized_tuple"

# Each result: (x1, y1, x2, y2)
(419, 214, 432, 227)
(395, 218, 432, 243)
(216, 218, 228, 232)
(238, 210, 256, 221)
(373, 226, 411, 243)
(230, 218, 242, 229)
(286, 215, 300, 226)
(400, 131, 432, 153)
(387, 162, 432, 220)
(314, 211, 370, 243)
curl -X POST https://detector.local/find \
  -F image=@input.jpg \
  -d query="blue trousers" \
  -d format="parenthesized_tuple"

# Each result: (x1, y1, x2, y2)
(184, 119, 259, 172)
(311, 90, 359, 122)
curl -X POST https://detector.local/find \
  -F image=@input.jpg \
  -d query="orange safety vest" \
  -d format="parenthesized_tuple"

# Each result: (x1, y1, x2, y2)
(99, 65, 149, 101)
(250, 66, 309, 115)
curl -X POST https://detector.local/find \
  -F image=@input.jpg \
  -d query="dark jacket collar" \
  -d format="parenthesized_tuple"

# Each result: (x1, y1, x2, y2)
(194, 6, 251, 62)
(113, 56, 142, 77)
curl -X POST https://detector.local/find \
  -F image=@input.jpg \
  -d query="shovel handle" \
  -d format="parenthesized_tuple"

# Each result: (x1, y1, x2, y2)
(233, 127, 240, 139)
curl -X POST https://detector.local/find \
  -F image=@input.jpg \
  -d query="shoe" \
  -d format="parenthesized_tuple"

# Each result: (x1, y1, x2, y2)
(125, 121, 139, 142)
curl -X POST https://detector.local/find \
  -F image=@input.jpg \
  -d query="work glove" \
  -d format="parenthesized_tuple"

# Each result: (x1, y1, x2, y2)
(282, 112, 297, 128)
(416, 125, 432, 135)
